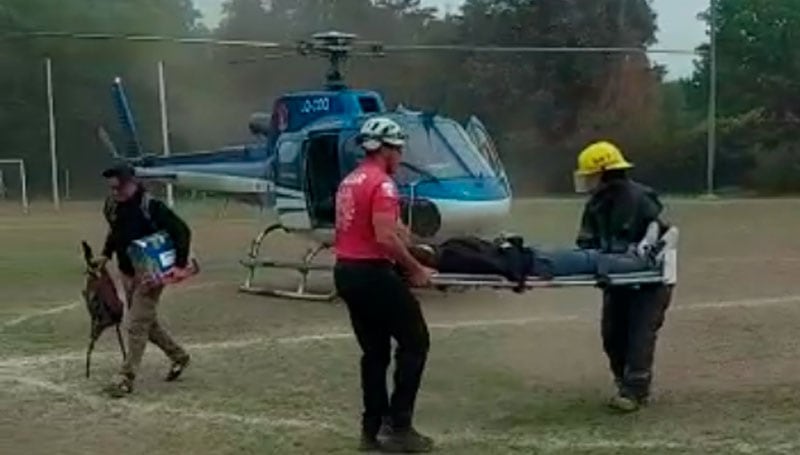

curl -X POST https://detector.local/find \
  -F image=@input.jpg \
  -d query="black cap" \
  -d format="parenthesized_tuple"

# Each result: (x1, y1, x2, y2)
(102, 163, 136, 180)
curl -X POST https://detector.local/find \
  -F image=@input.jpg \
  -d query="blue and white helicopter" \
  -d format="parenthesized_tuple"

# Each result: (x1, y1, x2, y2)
(100, 32, 513, 300)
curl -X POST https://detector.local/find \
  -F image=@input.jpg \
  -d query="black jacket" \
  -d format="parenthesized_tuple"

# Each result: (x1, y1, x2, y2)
(102, 188, 191, 277)
(576, 179, 666, 254)
(426, 236, 532, 292)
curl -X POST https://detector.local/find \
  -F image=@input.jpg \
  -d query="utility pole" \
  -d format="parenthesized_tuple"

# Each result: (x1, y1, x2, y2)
(64, 169, 71, 200)
(706, 0, 718, 196)
(158, 61, 175, 207)
(46, 57, 61, 210)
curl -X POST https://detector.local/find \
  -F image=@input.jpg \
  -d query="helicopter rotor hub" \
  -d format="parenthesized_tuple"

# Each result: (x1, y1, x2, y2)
(295, 31, 384, 89)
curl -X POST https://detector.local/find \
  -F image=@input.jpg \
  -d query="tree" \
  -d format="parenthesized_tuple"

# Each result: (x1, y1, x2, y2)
(683, 0, 800, 192)
(688, 0, 800, 119)
(447, 0, 662, 191)
(0, 0, 202, 196)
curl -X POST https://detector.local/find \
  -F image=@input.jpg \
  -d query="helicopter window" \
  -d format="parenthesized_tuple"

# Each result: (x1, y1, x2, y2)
(397, 119, 495, 182)
(359, 97, 380, 114)
(466, 117, 505, 178)
(434, 121, 495, 177)
(278, 141, 300, 164)
(277, 140, 301, 189)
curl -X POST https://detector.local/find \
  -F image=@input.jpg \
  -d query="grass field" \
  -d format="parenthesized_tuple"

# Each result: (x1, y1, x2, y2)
(3, 198, 800, 454)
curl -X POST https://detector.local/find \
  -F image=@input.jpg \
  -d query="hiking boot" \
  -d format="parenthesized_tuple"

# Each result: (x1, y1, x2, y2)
(103, 375, 133, 399)
(377, 420, 393, 440)
(165, 354, 190, 382)
(358, 433, 383, 452)
(608, 394, 641, 413)
(381, 427, 434, 453)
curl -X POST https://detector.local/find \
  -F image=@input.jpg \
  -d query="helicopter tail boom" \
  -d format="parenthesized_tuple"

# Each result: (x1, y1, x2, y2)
(133, 167, 271, 195)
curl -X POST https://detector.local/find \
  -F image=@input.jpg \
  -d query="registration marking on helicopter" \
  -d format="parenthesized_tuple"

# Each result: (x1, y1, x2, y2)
(300, 97, 332, 114)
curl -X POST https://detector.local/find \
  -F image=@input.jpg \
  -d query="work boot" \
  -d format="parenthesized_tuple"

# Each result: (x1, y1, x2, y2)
(377, 418, 393, 440)
(103, 374, 133, 399)
(608, 393, 643, 413)
(358, 416, 391, 452)
(165, 354, 191, 382)
(381, 427, 435, 453)
(359, 433, 382, 452)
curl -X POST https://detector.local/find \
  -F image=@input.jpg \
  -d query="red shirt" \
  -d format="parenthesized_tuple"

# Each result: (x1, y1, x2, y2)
(334, 160, 400, 261)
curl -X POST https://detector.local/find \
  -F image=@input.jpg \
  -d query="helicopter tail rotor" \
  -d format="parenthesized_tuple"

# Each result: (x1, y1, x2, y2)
(111, 77, 144, 158)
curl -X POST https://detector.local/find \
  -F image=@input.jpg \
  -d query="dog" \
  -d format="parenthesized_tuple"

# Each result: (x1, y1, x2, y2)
(81, 241, 127, 378)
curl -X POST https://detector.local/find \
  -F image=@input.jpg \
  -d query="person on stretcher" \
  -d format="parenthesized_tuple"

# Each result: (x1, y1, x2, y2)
(408, 221, 675, 285)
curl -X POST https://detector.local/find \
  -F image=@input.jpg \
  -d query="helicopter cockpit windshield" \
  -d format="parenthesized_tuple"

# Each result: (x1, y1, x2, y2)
(341, 113, 504, 189)
(390, 115, 497, 185)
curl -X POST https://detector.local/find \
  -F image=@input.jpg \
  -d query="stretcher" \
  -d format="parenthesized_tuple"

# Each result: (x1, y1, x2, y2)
(427, 230, 679, 291)
(239, 224, 678, 301)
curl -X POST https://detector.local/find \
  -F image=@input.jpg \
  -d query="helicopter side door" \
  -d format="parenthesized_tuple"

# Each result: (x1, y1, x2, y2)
(302, 131, 343, 229)
(274, 137, 312, 231)
(465, 116, 511, 193)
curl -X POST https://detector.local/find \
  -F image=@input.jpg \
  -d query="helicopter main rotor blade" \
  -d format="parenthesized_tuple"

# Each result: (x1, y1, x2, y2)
(0, 31, 290, 49)
(0, 30, 702, 56)
(383, 44, 704, 56)
(227, 52, 302, 65)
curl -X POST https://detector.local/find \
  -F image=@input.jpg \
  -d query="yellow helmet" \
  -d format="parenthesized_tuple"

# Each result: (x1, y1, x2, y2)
(575, 141, 633, 176)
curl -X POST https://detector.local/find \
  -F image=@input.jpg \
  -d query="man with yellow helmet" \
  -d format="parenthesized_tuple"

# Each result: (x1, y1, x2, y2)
(574, 141, 673, 413)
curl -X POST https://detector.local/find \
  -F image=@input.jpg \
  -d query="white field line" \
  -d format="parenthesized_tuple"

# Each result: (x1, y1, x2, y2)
(0, 281, 227, 329)
(439, 431, 800, 454)
(516, 197, 800, 205)
(2, 302, 81, 328)
(3, 293, 800, 370)
(695, 256, 800, 264)
(0, 374, 339, 432)
(0, 315, 580, 369)
(682, 294, 800, 311)
(1, 373, 798, 454)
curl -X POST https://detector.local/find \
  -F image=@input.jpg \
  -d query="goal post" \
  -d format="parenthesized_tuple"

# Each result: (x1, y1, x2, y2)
(0, 159, 29, 213)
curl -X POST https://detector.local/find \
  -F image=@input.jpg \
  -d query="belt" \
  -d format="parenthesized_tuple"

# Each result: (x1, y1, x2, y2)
(336, 258, 394, 268)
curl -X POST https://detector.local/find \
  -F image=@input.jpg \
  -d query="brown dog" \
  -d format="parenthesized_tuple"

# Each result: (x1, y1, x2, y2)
(81, 241, 127, 378)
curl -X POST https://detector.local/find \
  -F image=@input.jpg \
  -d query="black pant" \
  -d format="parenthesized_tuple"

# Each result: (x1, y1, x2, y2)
(602, 285, 672, 400)
(334, 260, 431, 437)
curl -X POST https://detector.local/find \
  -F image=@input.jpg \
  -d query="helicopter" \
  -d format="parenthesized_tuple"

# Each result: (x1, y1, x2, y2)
(95, 31, 513, 301)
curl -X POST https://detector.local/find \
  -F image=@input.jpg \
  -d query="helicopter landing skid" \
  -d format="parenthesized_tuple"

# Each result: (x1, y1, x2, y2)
(239, 224, 337, 302)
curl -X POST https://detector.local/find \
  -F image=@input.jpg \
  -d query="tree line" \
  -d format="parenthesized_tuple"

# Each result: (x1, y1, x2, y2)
(0, 0, 797, 197)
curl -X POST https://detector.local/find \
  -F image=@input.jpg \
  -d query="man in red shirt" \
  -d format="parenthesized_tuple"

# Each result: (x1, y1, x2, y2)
(334, 117, 436, 452)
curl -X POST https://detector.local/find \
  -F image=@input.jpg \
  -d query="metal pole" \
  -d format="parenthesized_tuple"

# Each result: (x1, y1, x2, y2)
(158, 61, 175, 207)
(46, 57, 61, 210)
(706, 0, 718, 196)
(64, 168, 71, 200)
(19, 160, 29, 214)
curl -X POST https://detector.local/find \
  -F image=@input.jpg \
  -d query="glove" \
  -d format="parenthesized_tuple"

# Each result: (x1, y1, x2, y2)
(636, 222, 661, 263)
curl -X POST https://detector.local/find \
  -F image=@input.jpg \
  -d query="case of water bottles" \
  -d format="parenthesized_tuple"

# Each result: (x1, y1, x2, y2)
(128, 232, 198, 285)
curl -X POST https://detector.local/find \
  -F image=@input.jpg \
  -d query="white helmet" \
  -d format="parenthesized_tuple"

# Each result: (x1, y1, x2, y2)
(359, 117, 406, 151)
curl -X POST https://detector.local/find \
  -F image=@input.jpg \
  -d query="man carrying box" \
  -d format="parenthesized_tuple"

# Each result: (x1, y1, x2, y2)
(96, 164, 192, 398)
